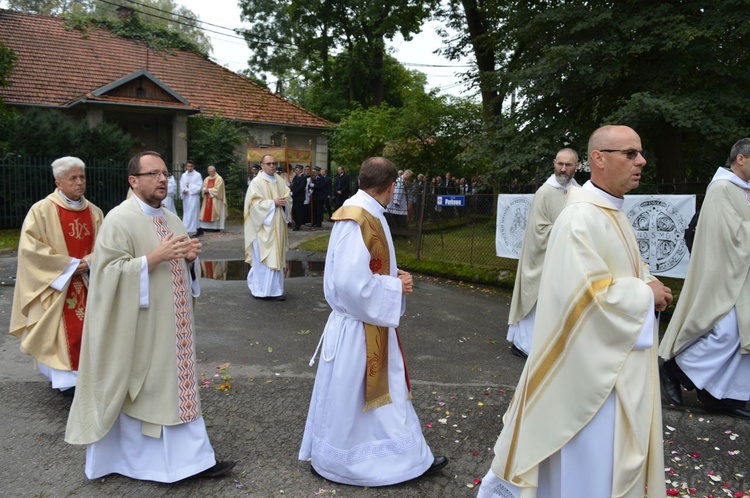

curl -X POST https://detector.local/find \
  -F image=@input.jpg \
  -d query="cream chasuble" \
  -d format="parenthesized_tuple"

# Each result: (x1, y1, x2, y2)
(489, 184, 665, 498)
(660, 169, 750, 359)
(66, 195, 201, 445)
(508, 175, 578, 325)
(10, 190, 103, 371)
(243, 172, 292, 270)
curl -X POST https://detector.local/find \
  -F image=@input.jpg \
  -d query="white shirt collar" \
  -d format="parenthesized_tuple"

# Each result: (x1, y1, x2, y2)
(57, 190, 83, 208)
(133, 193, 164, 217)
(709, 166, 750, 189)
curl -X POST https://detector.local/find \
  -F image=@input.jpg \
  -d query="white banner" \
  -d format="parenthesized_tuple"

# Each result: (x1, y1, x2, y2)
(623, 195, 695, 278)
(496, 193, 696, 278)
(495, 194, 534, 259)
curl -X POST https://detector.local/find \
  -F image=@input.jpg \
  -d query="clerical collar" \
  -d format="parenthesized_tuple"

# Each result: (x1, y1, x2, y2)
(133, 194, 164, 217)
(57, 190, 83, 208)
(583, 181, 624, 210)
(356, 190, 387, 213)
(262, 172, 276, 182)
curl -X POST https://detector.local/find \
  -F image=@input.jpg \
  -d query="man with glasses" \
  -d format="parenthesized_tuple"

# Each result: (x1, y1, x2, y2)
(180, 160, 203, 236)
(507, 148, 579, 358)
(10, 156, 103, 394)
(478, 126, 671, 498)
(659, 138, 750, 420)
(66, 151, 235, 482)
(244, 153, 292, 300)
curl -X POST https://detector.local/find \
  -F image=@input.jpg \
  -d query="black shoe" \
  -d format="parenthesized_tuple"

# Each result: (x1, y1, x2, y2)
(659, 361, 683, 406)
(510, 344, 528, 359)
(706, 407, 750, 420)
(310, 465, 322, 478)
(266, 295, 286, 301)
(192, 460, 236, 478)
(195, 229, 204, 237)
(424, 456, 449, 475)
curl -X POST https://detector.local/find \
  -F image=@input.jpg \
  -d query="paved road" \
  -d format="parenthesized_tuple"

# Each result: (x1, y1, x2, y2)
(0, 224, 747, 497)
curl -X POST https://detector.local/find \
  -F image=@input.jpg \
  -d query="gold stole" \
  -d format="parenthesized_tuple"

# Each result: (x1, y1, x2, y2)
(332, 206, 411, 412)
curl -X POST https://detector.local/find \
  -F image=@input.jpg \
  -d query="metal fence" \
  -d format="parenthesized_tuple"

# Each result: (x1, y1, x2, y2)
(0, 156, 131, 229)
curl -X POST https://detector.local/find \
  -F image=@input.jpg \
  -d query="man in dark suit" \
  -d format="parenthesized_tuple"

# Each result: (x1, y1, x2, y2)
(307, 166, 326, 227)
(334, 166, 351, 210)
(320, 167, 333, 220)
(290, 164, 308, 231)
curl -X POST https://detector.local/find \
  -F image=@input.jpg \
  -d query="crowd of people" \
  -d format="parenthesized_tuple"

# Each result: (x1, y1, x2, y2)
(7, 127, 750, 495)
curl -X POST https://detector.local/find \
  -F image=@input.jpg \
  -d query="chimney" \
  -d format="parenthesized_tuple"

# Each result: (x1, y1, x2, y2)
(117, 6, 134, 20)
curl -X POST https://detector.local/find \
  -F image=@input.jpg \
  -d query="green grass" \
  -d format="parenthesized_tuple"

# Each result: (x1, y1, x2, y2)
(0, 229, 20, 252)
(297, 222, 519, 288)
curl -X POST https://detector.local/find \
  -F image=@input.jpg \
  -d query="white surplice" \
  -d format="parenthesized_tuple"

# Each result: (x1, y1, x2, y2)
(180, 169, 202, 235)
(299, 190, 434, 487)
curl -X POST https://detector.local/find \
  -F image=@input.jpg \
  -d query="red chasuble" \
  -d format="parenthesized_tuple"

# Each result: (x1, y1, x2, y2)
(201, 178, 216, 221)
(55, 204, 95, 370)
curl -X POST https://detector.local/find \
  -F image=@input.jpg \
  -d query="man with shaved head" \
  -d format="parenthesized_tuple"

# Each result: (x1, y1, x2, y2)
(506, 148, 579, 358)
(478, 126, 671, 498)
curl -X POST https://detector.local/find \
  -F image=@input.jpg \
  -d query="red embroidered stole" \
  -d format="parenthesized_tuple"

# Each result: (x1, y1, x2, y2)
(55, 204, 95, 370)
(201, 178, 216, 221)
(151, 216, 199, 423)
(331, 206, 411, 412)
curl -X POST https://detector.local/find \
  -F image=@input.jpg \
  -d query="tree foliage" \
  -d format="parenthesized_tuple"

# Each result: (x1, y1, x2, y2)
(238, 0, 438, 107)
(330, 94, 483, 177)
(454, 0, 750, 185)
(186, 114, 244, 207)
(7, 0, 211, 55)
(1, 108, 136, 160)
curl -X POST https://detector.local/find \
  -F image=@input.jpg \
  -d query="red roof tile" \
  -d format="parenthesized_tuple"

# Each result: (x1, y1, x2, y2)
(0, 9, 332, 130)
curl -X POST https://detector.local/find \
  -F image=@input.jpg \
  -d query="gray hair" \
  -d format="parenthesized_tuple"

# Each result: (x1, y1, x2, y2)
(51, 156, 85, 180)
(726, 138, 750, 167)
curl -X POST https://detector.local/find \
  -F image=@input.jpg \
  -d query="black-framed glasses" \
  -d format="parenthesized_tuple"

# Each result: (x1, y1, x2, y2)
(599, 149, 646, 160)
(131, 170, 169, 179)
(262, 161, 276, 166)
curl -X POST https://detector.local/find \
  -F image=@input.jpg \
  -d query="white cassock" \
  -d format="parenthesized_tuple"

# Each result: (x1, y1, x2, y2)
(162, 175, 177, 214)
(507, 174, 578, 355)
(180, 170, 203, 235)
(299, 190, 434, 487)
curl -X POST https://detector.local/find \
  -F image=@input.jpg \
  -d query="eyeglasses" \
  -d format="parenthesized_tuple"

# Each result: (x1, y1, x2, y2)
(131, 170, 169, 179)
(262, 162, 276, 166)
(599, 149, 646, 160)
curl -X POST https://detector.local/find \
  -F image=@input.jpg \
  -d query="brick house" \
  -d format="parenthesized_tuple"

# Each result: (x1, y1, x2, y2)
(0, 9, 332, 170)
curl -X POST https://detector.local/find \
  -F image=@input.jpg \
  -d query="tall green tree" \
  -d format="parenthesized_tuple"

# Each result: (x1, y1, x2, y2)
(238, 0, 438, 107)
(466, 0, 750, 184)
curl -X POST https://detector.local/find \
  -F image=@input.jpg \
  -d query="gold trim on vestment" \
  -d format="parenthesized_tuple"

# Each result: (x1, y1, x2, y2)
(504, 276, 612, 480)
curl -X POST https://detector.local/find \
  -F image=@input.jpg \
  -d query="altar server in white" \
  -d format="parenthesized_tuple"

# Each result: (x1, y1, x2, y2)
(300, 157, 448, 487)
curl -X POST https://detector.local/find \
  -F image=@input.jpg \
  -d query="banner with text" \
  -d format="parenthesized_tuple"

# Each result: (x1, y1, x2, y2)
(496, 193, 696, 278)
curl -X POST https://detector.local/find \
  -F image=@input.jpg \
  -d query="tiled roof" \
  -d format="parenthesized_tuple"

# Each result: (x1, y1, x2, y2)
(0, 9, 332, 130)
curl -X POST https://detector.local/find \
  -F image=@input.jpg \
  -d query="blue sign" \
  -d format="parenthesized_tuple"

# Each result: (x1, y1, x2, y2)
(437, 195, 466, 207)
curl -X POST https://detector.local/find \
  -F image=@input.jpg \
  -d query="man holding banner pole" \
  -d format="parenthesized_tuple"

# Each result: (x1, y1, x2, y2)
(506, 148, 580, 358)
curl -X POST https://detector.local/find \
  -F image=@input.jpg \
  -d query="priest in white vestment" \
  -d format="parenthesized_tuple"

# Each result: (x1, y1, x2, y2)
(244, 153, 292, 300)
(10, 156, 103, 392)
(659, 138, 750, 420)
(66, 151, 235, 482)
(180, 160, 202, 236)
(300, 157, 448, 487)
(199, 165, 227, 231)
(507, 148, 579, 358)
(478, 126, 671, 498)
(163, 173, 177, 214)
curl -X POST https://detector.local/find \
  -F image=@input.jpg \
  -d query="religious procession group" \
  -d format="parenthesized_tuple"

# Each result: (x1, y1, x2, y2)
(8, 126, 750, 497)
